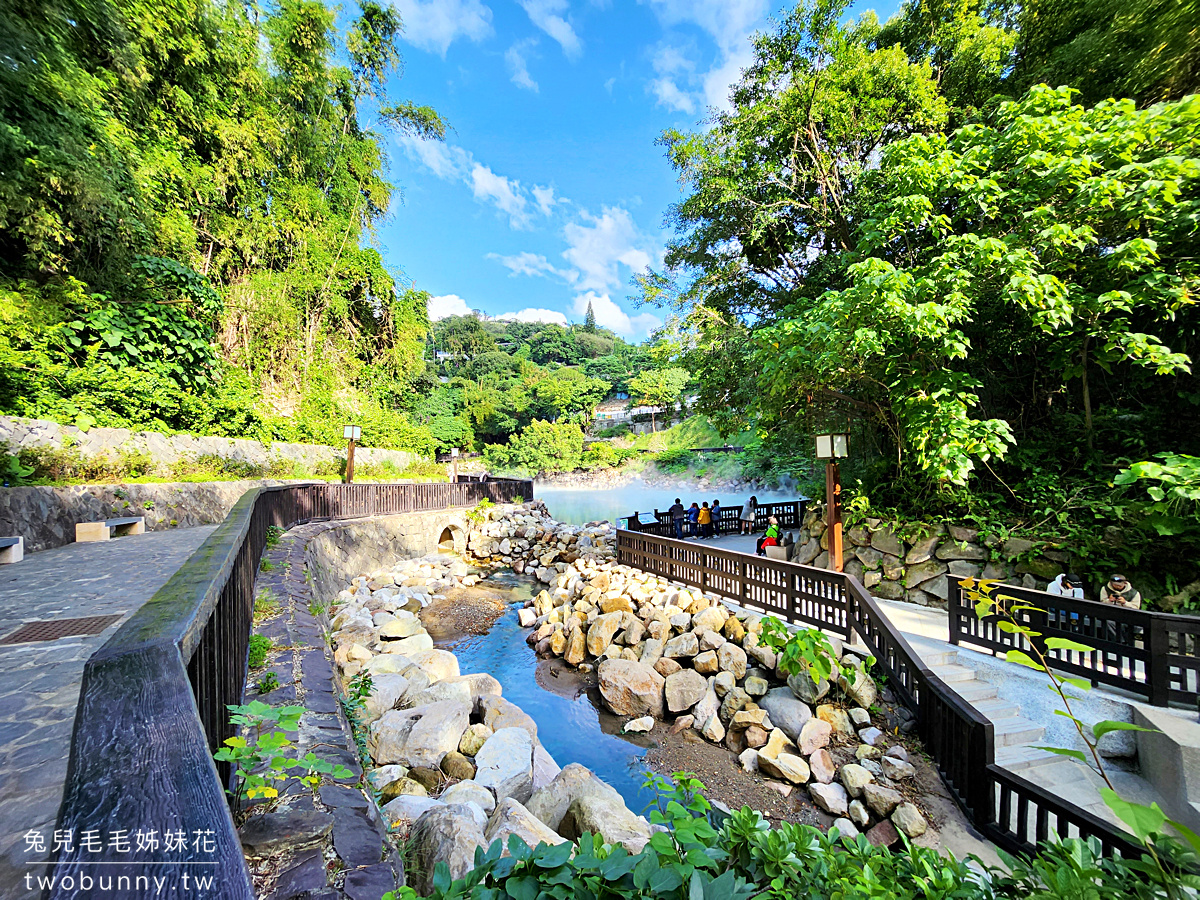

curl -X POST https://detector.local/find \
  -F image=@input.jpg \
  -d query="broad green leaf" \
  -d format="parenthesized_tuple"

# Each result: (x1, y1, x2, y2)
(1092, 720, 1158, 740)
(1100, 788, 1164, 840)
(1034, 746, 1090, 763)
(1165, 818, 1200, 857)
(1005, 649, 1045, 671)
(1044, 637, 1096, 654)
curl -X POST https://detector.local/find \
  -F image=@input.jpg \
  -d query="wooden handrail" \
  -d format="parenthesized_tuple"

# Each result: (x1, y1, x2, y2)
(616, 529, 1148, 861)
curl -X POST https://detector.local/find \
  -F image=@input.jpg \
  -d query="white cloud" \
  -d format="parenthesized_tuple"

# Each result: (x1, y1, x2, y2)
(519, 0, 583, 58)
(506, 39, 539, 92)
(428, 294, 474, 320)
(641, 0, 768, 112)
(394, 0, 494, 55)
(470, 164, 531, 228)
(649, 77, 695, 113)
(562, 206, 654, 293)
(487, 251, 576, 282)
(531, 185, 559, 215)
(400, 135, 558, 230)
(604, 76, 616, 93)
(572, 292, 661, 338)
(497, 308, 570, 325)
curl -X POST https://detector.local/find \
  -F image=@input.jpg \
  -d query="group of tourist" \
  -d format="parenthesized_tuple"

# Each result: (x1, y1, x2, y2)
(666, 497, 724, 539)
(1048, 572, 1142, 609)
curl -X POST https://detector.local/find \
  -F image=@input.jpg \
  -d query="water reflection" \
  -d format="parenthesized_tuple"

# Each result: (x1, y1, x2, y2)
(441, 572, 658, 812)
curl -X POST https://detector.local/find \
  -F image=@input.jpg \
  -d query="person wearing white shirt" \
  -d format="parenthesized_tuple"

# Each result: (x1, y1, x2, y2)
(1048, 573, 1084, 600)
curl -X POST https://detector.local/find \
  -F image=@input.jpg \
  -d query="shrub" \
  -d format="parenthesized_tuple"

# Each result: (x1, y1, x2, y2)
(582, 441, 634, 469)
(483, 420, 585, 475)
(247, 634, 272, 668)
(654, 447, 695, 473)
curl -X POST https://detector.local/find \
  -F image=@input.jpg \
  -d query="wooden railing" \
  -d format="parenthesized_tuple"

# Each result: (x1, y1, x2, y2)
(50, 479, 532, 900)
(947, 577, 1200, 708)
(616, 529, 1145, 862)
(625, 499, 808, 538)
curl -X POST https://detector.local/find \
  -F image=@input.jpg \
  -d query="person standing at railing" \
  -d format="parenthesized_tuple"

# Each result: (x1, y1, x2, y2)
(740, 495, 757, 534)
(698, 502, 712, 538)
(669, 498, 686, 539)
(711, 499, 721, 535)
(1100, 574, 1141, 609)
(687, 502, 700, 537)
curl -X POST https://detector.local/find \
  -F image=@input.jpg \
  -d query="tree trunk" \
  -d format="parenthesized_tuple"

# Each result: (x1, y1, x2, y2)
(1081, 333, 1094, 451)
(650, 409, 656, 432)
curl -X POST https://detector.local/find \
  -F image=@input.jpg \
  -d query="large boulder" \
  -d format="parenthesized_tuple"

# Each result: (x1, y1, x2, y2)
(409, 805, 488, 895)
(786, 672, 829, 704)
(597, 659, 664, 718)
(716, 642, 748, 678)
(758, 688, 812, 742)
(474, 727, 535, 804)
(559, 795, 652, 853)
(586, 612, 625, 656)
(479, 695, 538, 742)
(664, 669, 708, 713)
(382, 632, 434, 656)
(526, 763, 624, 832)
(663, 632, 699, 659)
(565, 626, 587, 665)
(485, 798, 567, 852)
(840, 669, 878, 709)
(408, 648, 460, 682)
(369, 700, 471, 768)
(363, 673, 410, 720)
(381, 795, 443, 834)
(440, 780, 496, 817)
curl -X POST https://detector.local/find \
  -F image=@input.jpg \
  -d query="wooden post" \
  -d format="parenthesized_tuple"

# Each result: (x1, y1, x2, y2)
(826, 460, 843, 573)
(345, 437, 356, 484)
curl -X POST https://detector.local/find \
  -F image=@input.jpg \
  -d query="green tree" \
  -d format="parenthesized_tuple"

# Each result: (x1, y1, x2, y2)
(584, 301, 596, 332)
(629, 367, 690, 432)
(758, 86, 1197, 484)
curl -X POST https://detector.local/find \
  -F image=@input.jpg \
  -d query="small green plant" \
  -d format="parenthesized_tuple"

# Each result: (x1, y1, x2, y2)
(256, 672, 280, 694)
(247, 633, 272, 668)
(308, 598, 327, 617)
(260, 558, 275, 572)
(466, 497, 495, 526)
(214, 701, 352, 814)
(143, 500, 154, 510)
(254, 590, 279, 623)
(265, 524, 285, 548)
(341, 672, 374, 766)
(0, 452, 35, 486)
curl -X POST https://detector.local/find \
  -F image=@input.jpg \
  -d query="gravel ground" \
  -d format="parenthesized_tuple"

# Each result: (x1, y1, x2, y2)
(420, 584, 509, 642)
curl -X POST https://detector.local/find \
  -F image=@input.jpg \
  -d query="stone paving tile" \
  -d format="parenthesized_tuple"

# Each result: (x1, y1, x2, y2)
(0, 526, 217, 900)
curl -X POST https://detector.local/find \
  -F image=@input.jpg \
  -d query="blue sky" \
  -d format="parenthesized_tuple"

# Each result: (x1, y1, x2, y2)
(376, 0, 902, 340)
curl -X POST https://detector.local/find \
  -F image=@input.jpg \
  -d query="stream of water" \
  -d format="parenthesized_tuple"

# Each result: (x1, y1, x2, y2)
(439, 572, 660, 813)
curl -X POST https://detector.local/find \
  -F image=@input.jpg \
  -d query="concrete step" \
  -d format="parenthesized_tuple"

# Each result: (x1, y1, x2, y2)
(930, 664, 977, 684)
(950, 680, 999, 702)
(974, 697, 1021, 719)
(992, 716, 1045, 748)
(903, 636, 960, 668)
(995, 745, 1066, 774)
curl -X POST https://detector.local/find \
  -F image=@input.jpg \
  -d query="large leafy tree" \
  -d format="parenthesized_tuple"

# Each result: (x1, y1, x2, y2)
(638, 0, 947, 430)
(759, 87, 1198, 485)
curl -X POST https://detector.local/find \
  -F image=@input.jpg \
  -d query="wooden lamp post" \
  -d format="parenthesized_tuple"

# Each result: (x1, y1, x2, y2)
(343, 424, 361, 484)
(815, 433, 849, 572)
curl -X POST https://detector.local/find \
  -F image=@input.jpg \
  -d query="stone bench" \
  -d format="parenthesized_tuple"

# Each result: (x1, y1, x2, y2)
(0, 536, 23, 564)
(75, 516, 146, 543)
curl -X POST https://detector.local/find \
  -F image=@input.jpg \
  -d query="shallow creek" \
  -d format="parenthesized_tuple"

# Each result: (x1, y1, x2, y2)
(434, 571, 660, 813)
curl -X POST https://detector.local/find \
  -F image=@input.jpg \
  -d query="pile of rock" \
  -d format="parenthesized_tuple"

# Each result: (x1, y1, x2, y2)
(464, 501, 616, 579)
(789, 503, 1073, 608)
(514, 548, 930, 842)
(326, 517, 655, 895)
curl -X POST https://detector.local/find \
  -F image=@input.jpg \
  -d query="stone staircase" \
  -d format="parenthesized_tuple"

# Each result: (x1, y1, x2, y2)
(904, 636, 1164, 831)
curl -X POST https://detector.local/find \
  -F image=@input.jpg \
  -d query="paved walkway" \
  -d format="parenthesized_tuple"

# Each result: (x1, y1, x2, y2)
(0, 527, 216, 899)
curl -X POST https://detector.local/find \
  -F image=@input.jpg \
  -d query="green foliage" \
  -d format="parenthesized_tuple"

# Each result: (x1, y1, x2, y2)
(214, 701, 353, 812)
(247, 634, 272, 669)
(653, 448, 695, 473)
(466, 498, 495, 526)
(582, 442, 635, 470)
(483, 420, 586, 476)
(1115, 454, 1200, 537)
(628, 368, 690, 431)
(265, 525, 285, 549)
(383, 768, 1197, 900)
(256, 672, 280, 694)
(757, 618, 873, 685)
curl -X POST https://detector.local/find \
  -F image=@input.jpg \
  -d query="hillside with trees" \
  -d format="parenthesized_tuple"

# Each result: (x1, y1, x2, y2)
(640, 0, 1200, 603)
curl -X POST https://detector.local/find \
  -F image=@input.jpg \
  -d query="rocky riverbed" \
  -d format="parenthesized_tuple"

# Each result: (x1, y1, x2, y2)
(322, 500, 944, 893)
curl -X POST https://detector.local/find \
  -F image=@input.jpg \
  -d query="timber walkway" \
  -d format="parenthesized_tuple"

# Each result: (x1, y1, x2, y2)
(0, 527, 217, 899)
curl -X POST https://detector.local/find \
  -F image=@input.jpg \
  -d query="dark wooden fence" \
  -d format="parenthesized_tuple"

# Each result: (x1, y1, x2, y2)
(946, 577, 1200, 708)
(51, 479, 532, 900)
(625, 499, 808, 538)
(616, 529, 1145, 862)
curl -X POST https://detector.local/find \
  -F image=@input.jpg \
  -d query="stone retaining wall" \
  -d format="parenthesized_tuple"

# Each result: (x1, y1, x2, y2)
(304, 512, 471, 606)
(0, 479, 298, 552)
(0, 415, 419, 473)
(790, 503, 1073, 608)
